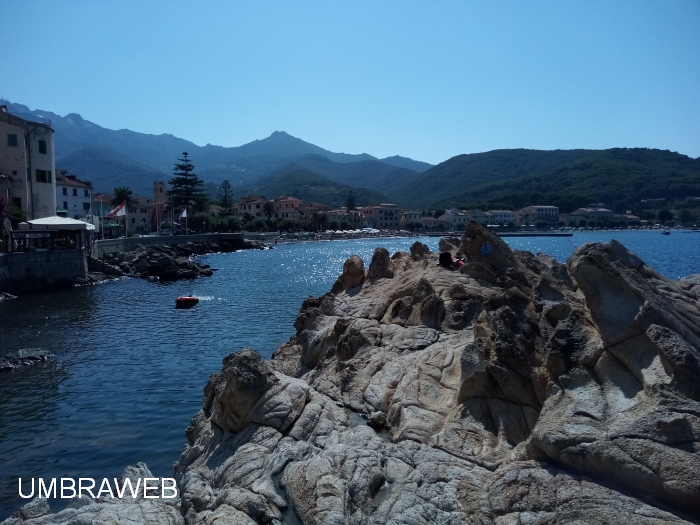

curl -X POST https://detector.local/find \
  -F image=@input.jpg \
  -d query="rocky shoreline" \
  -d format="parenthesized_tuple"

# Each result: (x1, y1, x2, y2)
(5, 222, 700, 524)
(84, 239, 269, 284)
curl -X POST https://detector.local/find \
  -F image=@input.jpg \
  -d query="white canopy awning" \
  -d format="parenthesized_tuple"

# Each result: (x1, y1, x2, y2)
(18, 216, 96, 231)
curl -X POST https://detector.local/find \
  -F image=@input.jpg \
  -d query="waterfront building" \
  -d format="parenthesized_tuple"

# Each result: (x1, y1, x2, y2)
(464, 209, 493, 225)
(515, 205, 559, 226)
(568, 205, 614, 225)
(272, 196, 302, 220)
(487, 210, 515, 226)
(299, 202, 329, 219)
(0, 105, 56, 219)
(127, 196, 155, 235)
(421, 216, 448, 231)
(235, 195, 267, 217)
(361, 203, 400, 229)
(400, 210, 422, 229)
(438, 209, 469, 231)
(55, 172, 92, 219)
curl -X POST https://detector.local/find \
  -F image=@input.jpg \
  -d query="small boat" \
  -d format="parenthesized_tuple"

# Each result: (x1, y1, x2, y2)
(661, 229, 670, 235)
(175, 295, 199, 308)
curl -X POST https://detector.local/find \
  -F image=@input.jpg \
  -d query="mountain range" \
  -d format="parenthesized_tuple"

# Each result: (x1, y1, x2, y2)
(0, 99, 431, 199)
(2, 99, 699, 213)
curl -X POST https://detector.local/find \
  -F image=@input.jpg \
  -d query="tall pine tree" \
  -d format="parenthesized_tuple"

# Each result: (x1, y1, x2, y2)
(168, 152, 206, 211)
(218, 180, 235, 216)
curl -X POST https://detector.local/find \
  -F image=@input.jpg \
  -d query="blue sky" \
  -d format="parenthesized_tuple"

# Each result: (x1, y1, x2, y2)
(1, 1, 698, 164)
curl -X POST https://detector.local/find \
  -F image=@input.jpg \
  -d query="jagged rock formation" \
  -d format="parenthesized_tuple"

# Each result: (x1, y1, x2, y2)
(172, 223, 700, 523)
(6, 222, 700, 524)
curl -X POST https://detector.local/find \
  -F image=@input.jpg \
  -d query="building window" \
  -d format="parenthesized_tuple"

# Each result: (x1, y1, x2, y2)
(63, 187, 67, 195)
(72, 188, 77, 196)
(7, 134, 18, 147)
(84, 189, 89, 197)
(36, 169, 50, 183)
(131, 218, 136, 224)
(83, 202, 90, 211)
(63, 201, 68, 209)
(38, 140, 47, 154)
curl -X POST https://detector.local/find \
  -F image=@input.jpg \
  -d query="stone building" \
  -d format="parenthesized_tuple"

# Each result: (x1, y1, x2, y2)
(0, 105, 56, 219)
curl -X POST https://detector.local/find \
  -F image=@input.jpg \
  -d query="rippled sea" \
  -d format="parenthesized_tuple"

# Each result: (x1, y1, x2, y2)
(1, 231, 698, 518)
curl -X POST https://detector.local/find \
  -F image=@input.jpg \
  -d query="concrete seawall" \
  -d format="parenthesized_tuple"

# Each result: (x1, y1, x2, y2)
(0, 249, 87, 294)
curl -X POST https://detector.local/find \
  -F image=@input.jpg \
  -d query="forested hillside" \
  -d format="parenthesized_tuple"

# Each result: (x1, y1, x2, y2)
(391, 148, 700, 212)
(245, 165, 391, 209)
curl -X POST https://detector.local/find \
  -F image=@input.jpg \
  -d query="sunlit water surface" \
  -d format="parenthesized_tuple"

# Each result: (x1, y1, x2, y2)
(1, 231, 698, 518)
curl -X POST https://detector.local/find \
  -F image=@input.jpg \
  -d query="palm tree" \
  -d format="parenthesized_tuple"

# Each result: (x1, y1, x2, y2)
(110, 187, 138, 212)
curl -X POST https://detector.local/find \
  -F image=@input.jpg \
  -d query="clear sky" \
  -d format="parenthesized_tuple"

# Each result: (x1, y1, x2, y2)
(1, 1, 699, 164)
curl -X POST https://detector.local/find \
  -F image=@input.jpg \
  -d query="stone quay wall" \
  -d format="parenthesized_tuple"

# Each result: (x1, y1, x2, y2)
(0, 249, 87, 294)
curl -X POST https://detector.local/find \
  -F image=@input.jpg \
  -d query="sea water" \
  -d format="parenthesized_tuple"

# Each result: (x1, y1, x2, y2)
(0, 231, 698, 518)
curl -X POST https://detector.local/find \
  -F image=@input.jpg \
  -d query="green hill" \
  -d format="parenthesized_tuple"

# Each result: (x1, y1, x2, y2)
(292, 155, 419, 195)
(390, 148, 700, 212)
(245, 165, 393, 210)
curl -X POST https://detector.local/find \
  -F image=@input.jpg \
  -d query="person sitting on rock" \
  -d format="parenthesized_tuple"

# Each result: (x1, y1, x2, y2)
(439, 251, 454, 269)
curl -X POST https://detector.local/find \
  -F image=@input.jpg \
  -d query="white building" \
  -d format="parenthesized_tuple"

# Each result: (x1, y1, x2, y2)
(515, 206, 559, 226)
(400, 210, 423, 229)
(438, 209, 469, 231)
(0, 106, 56, 219)
(56, 172, 92, 219)
(487, 210, 515, 225)
(465, 210, 492, 225)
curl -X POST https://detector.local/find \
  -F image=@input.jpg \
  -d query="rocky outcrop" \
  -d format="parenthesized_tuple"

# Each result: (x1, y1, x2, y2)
(171, 222, 700, 523)
(7, 222, 700, 524)
(0, 348, 53, 372)
(94, 239, 269, 282)
(2, 463, 183, 525)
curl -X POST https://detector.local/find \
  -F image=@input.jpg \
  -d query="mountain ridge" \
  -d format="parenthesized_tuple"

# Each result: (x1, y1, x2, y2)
(0, 99, 432, 196)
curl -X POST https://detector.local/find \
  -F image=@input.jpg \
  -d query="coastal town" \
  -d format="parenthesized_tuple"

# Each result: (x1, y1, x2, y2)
(3, 2, 700, 524)
(0, 104, 682, 295)
(2, 104, 651, 245)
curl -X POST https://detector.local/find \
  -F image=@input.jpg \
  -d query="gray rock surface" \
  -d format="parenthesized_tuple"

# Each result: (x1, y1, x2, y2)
(97, 239, 269, 282)
(7, 222, 700, 524)
(0, 348, 54, 372)
(173, 223, 700, 523)
(2, 464, 183, 525)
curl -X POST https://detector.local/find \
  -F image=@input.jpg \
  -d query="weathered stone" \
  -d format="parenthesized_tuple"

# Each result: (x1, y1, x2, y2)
(367, 247, 394, 281)
(9, 236, 700, 524)
(409, 241, 431, 259)
(331, 254, 365, 293)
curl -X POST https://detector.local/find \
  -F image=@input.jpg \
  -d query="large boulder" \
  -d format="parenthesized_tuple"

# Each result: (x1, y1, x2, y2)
(367, 247, 394, 280)
(331, 254, 365, 293)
